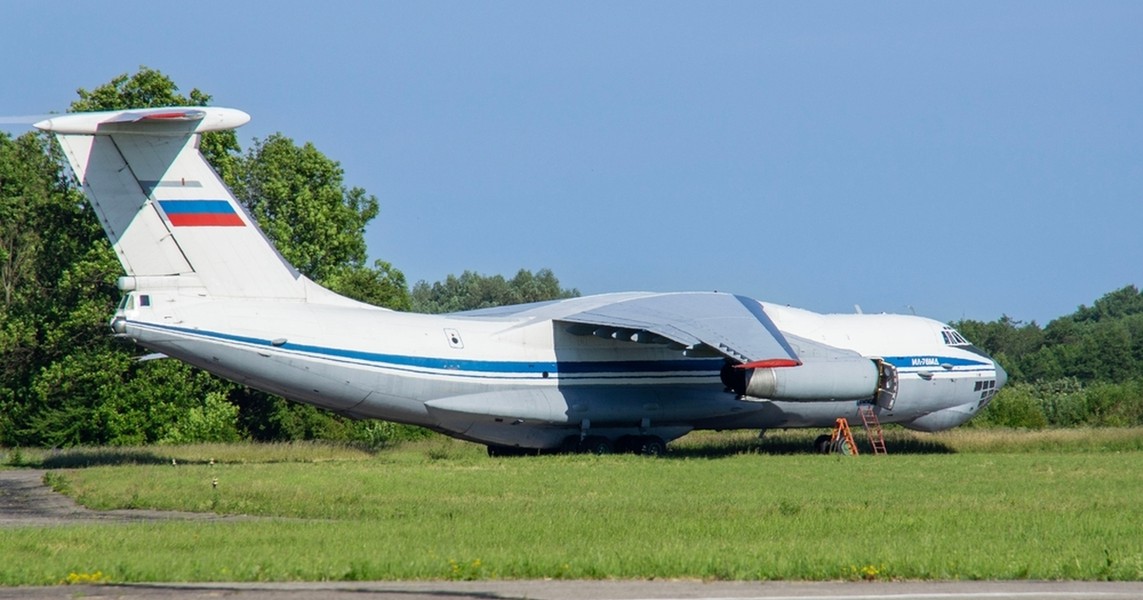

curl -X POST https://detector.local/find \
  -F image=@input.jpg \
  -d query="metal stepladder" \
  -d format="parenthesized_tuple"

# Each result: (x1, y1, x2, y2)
(828, 417, 859, 455)
(858, 403, 888, 455)
(827, 407, 887, 456)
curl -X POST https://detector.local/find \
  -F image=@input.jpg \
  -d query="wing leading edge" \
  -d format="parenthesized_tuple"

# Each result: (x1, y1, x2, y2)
(557, 292, 799, 365)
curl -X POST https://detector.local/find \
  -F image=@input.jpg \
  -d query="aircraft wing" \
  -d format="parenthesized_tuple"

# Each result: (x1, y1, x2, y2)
(557, 292, 800, 365)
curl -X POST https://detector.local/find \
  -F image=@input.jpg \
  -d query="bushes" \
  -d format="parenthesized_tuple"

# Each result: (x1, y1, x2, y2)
(973, 378, 1143, 429)
(975, 384, 1048, 429)
(162, 392, 242, 444)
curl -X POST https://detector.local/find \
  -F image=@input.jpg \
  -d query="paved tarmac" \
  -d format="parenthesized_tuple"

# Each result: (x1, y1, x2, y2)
(3, 469, 1142, 600)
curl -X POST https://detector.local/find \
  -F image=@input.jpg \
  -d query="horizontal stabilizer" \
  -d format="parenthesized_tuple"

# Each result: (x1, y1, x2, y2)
(34, 107, 249, 135)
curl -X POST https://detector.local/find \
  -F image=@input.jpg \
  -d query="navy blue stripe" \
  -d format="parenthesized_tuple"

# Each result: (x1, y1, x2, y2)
(883, 356, 991, 368)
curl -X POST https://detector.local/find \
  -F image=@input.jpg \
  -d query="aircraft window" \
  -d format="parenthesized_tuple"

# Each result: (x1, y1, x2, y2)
(941, 327, 970, 346)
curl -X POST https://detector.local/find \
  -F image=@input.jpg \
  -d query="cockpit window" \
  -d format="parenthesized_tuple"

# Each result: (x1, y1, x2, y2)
(941, 327, 970, 346)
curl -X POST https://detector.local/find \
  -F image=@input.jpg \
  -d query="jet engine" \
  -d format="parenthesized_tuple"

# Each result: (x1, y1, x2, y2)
(721, 358, 881, 401)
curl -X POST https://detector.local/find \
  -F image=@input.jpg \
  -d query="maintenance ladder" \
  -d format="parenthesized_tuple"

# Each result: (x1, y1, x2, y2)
(858, 403, 888, 455)
(829, 418, 859, 455)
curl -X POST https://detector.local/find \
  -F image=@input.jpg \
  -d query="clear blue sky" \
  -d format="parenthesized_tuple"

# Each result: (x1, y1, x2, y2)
(3, 2, 1140, 325)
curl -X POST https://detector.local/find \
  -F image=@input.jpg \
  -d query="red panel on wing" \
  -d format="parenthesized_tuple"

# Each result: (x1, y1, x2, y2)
(736, 358, 802, 369)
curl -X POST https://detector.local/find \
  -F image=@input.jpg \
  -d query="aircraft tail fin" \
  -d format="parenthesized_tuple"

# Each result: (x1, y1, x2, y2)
(36, 107, 318, 300)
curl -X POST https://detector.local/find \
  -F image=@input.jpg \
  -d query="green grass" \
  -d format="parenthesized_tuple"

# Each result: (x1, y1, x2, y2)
(3, 430, 1143, 585)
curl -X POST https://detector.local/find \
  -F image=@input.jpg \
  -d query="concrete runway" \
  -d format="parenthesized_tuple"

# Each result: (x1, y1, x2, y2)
(3, 469, 1141, 600)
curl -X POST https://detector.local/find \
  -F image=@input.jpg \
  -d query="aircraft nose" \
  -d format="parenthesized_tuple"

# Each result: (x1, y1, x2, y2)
(994, 360, 1008, 389)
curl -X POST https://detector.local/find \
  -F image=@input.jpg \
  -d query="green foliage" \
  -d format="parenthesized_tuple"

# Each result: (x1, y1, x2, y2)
(411, 268, 579, 314)
(19, 352, 234, 447)
(233, 135, 376, 283)
(227, 388, 430, 446)
(955, 285, 1143, 430)
(161, 392, 242, 445)
(972, 378, 1143, 429)
(324, 260, 412, 310)
(0, 129, 124, 446)
(971, 383, 1049, 429)
(955, 285, 1143, 386)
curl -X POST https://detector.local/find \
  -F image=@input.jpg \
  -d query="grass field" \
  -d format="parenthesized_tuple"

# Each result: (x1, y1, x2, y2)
(2, 429, 1143, 585)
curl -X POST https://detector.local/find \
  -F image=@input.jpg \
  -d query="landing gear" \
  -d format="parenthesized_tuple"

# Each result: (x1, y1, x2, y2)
(612, 435, 667, 456)
(486, 445, 535, 457)
(634, 436, 666, 456)
(814, 434, 832, 454)
(581, 436, 613, 455)
(815, 420, 858, 456)
(489, 435, 669, 457)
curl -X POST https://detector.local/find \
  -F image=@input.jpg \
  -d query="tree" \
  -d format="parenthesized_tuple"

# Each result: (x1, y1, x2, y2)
(0, 127, 126, 445)
(233, 135, 375, 283)
(411, 269, 579, 314)
(1071, 285, 1143, 324)
(2, 67, 410, 446)
(324, 260, 412, 310)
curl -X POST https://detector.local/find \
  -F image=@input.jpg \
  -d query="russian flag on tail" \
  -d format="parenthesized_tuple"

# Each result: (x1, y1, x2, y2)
(158, 200, 245, 227)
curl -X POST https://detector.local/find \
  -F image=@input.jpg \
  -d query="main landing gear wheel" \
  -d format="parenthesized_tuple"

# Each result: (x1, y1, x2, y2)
(637, 436, 666, 456)
(814, 434, 832, 455)
(581, 436, 613, 455)
(615, 435, 667, 456)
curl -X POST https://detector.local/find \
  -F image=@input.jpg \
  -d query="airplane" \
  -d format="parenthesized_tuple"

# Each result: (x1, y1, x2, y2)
(33, 106, 1007, 455)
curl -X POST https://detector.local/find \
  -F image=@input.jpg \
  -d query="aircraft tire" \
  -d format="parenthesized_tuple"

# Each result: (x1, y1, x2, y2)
(836, 437, 854, 455)
(638, 436, 666, 456)
(814, 434, 832, 455)
(581, 436, 613, 455)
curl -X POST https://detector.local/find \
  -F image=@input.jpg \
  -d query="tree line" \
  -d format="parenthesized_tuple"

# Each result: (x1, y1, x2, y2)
(953, 285, 1143, 428)
(0, 68, 575, 448)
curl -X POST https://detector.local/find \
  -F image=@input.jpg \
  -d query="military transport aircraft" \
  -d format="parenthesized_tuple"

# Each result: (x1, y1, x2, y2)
(34, 106, 1007, 455)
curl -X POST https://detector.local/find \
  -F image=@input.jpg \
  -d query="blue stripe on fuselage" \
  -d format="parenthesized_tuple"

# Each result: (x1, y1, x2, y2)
(133, 321, 994, 379)
(883, 356, 991, 369)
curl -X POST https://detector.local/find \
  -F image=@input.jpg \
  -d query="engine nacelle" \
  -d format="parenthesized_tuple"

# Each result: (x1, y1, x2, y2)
(722, 358, 880, 401)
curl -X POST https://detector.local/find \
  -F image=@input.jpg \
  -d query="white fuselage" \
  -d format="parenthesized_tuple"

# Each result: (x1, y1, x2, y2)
(116, 290, 1005, 449)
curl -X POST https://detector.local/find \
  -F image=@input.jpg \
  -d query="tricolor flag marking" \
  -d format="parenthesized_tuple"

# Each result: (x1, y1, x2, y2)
(158, 200, 245, 227)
